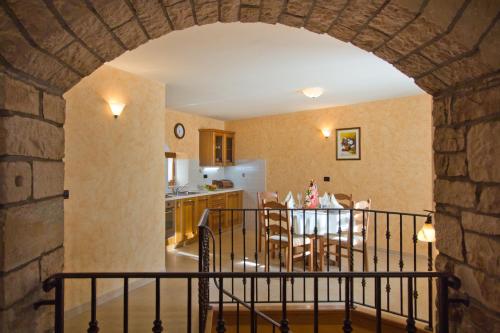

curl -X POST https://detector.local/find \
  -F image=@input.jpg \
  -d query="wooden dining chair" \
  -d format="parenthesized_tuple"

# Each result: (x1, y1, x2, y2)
(322, 199, 371, 271)
(262, 201, 312, 272)
(333, 193, 354, 208)
(257, 191, 279, 252)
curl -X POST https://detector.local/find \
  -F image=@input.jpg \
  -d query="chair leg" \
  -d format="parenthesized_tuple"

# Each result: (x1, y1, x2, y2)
(318, 239, 325, 271)
(265, 240, 269, 272)
(337, 245, 341, 266)
(258, 222, 262, 252)
(347, 246, 351, 271)
(285, 247, 289, 272)
(308, 242, 315, 271)
(363, 245, 369, 272)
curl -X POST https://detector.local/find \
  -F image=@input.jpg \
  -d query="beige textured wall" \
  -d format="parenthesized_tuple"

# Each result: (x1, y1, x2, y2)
(165, 108, 224, 159)
(226, 94, 432, 212)
(63, 65, 166, 309)
(226, 95, 433, 253)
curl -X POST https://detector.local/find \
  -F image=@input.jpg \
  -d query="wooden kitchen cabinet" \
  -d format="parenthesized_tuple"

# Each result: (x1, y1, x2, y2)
(174, 199, 183, 243)
(181, 198, 196, 239)
(170, 190, 244, 247)
(173, 198, 197, 244)
(196, 195, 209, 228)
(208, 193, 226, 230)
(199, 129, 236, 167)
(226, 191, 243, 225)
(224, 132, 235, 165)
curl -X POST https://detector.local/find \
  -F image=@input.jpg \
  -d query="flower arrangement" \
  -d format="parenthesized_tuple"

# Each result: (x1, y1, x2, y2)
(304, 180, 319, 208)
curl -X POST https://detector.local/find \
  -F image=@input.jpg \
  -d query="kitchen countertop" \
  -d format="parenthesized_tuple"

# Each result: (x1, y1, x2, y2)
(165, 187, 243, 201)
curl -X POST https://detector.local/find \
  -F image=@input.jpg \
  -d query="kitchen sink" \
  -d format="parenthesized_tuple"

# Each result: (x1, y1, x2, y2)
(167, 191, 201, 196)
(178, 191, 200, 195)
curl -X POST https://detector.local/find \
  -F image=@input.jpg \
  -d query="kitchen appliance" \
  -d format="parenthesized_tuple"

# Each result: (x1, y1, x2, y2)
(212, 179, 234, 189)
(165, 200, 175, 239)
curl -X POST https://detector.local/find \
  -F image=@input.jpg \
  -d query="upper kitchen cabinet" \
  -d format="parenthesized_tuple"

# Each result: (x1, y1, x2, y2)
(199, 129, 236, 166)
(224, 132, 235, 165)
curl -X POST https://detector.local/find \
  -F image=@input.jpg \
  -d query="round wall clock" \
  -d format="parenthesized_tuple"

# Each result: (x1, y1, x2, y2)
(174, 123, 185, 139)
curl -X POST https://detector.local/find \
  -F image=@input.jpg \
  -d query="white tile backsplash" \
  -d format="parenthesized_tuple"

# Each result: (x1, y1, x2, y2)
(175, 159, 190, 187)
(223, 160, 266, 208)
(187, 160, 225, 190)
(167, 159, 266, 208)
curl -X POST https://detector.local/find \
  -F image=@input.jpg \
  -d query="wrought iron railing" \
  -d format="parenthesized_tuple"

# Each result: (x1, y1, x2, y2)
(199, 210, 283, 332)
(38, 207, 456, 333)
(199, 208, 437, 328)
(40, 271, 456, 333)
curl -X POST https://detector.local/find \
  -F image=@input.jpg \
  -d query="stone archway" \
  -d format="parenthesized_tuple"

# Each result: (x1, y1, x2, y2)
(0, 1, 498, 332)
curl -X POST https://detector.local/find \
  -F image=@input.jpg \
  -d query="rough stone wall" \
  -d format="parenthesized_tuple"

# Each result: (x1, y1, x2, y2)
(0, 0, 498, 96)
(0, 0, 498, 331)
(0, 73, 65, 332)
(433, 73, 500, 332)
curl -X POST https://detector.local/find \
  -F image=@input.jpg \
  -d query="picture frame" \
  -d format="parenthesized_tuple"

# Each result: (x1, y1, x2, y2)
(336, 127, 361, 160)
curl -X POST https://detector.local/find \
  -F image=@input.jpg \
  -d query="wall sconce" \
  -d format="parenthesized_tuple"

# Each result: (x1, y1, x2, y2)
(417, 215, 436, 242)
(109, 102, 125, 119)
(321, 128, 331, 139)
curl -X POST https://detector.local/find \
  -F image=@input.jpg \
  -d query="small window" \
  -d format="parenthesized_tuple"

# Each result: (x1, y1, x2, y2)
(165, 152, 176, 186)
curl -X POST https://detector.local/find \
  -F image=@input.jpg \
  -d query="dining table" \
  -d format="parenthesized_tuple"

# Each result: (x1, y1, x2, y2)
(291, 209, 352, 236)
(290, 209, 352, 271)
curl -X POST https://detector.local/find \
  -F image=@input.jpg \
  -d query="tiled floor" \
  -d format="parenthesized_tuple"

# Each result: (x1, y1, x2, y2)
(65, 223, 433, 332)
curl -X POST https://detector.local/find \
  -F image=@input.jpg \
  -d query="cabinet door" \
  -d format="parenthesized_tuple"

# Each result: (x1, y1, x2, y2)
(224, 133, 235, 165)
(196, 196, 209, 229)
(182, 199, 196, 239)
(174, 200, 183, 243)
(213, 132, 224, 166)
(236, 191, 243, 224)
(209, 194, 226, 230)
(226, 191, 242, 225)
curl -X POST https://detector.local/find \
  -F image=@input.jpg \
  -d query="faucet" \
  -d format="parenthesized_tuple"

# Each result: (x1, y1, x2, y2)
(172, 184, 188, 195)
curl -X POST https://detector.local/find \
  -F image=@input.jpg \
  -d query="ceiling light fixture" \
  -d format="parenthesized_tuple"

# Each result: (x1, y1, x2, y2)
(109, 102, 126, 119)
(302, 87, 324, 99)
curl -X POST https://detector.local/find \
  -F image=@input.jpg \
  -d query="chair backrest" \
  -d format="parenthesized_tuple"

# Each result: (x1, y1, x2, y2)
(257, 191, 279, 225)
(353, 199, 372, 234)
(257, 191, 279, 208)
(262, 201, 291, 236)
(334, 193, 354, 208)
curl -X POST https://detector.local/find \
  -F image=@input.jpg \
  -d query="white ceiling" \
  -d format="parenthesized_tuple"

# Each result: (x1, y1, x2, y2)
(109, 23, 423, 120)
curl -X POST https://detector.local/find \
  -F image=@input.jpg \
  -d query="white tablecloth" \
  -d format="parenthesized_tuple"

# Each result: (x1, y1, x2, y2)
(292, 210, 351, 236)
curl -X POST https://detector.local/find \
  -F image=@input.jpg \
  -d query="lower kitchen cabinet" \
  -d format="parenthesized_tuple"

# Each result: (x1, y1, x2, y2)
(196, 195, 209, 223)
(174, 200, 183, 243)
(181, 198, 196, 239)
(226, 191, 243, 226)
(170, 190, 243, 247)
(208, 193, 226, 230)
(173, 197, 196, 244)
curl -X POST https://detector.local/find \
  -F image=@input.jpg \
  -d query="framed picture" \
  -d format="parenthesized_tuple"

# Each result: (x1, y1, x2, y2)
(336, 127, 361, 160)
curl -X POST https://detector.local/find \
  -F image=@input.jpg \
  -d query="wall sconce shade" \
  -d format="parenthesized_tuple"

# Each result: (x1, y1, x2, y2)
(321, 128, 331, 139)
(302, 87, 324, 98)
(417, 217, 436, 242)
(109, 102, 125, 118)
